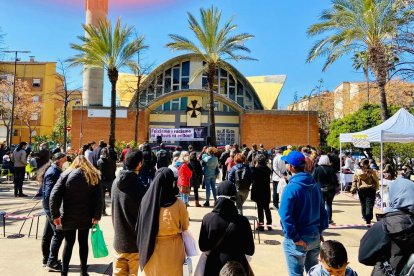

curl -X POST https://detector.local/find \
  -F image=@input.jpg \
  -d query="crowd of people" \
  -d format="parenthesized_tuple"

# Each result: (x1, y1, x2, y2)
(1, 139, 413, 276)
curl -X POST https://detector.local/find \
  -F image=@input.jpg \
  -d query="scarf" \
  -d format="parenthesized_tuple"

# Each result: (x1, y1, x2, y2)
(213, 181, 238, 220)
(385, 178, 414, 214)
(136, 167, 177, 270)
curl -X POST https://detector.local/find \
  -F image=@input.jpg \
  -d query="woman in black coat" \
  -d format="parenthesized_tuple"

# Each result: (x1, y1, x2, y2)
(251, 154, 272, 231)
(199, 180, 255, 276)
(189, 151, 203, 207)
(97, 148, 116, 215)
(50, 156, 102, 276)
(312, 155, 339, 224)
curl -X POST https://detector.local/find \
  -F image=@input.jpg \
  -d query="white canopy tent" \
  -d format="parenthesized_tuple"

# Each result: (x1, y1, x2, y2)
(338, 108, 414, 207)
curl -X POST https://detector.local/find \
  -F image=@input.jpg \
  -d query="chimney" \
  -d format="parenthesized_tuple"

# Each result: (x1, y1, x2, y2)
(29, 56, 35, 62)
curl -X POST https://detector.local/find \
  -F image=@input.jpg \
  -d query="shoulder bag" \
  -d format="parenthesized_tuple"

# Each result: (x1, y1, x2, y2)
(194, 222, 234, 276)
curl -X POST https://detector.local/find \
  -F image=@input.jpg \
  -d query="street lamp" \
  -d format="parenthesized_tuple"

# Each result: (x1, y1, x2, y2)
(2, 50, 30, 147)
(307, 79, 323, 146)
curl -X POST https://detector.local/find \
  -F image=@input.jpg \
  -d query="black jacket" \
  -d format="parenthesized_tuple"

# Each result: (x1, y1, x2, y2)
(97, 157, 116, 185)
(251, 165, 272, 205)
(312, 165, 339, 193)
(92, 146, 104, 167)
(111, 170, 148, 253)
(50, 168, 102, 230)
(199, 212, 255, 276)
(359, 210, 414, 275)
(190, 159, 203, 187)
(219, 150, 230, 167)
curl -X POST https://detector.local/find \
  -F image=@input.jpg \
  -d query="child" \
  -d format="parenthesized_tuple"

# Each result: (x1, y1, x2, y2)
(307, 240, 358, 276)
(177, 151, 192, 206)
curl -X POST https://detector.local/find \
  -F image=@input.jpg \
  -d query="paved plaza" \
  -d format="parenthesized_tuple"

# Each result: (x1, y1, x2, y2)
(0, 178, 376, 275)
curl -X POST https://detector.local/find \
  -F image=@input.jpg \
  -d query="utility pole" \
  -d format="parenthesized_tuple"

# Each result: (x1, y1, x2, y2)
(2, 50, 30, 147)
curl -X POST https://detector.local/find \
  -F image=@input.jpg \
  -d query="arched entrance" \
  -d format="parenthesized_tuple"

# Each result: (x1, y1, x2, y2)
(145, 90, 244, 148)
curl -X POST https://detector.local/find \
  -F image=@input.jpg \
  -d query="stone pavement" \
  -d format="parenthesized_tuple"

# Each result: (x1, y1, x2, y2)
(0, 178, 378, 275)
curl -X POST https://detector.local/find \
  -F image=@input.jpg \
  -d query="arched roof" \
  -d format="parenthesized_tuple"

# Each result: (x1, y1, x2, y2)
(128, 53, 264, 110)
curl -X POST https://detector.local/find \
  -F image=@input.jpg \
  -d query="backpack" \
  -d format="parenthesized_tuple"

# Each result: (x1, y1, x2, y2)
(234, 166, 251, 191)
(247, 150, 257, 167)
(157, 149, 169, 168)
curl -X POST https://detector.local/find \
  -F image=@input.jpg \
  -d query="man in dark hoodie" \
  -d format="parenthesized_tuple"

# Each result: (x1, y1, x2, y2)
(111, 150, 147, 276)
(279, 151, 328, 276)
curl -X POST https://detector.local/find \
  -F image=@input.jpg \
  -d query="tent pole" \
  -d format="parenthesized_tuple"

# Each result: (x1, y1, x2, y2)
(339, 142, 343, 192)
(380, 137, 384, 210)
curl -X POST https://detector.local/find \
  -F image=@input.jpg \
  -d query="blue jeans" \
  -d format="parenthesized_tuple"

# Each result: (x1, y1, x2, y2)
(180, 193, 189, 205)
(283, 234, 321, 276)
(41, 215, 64, 265)
(204, 176, 217, 203)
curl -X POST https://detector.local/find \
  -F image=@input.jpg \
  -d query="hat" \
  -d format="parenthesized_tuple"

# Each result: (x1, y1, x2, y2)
(52, 152, 66, 161)
(281, 151, 305, 167)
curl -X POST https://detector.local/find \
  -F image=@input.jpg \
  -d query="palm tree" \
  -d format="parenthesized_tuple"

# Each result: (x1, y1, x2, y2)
(166, 6, 254, 146)
(307, 0, 411, 121)
(69, 18, 147, 146)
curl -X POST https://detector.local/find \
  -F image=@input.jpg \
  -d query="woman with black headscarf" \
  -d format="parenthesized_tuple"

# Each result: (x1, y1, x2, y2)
(136, 168, 189, 275)
(199, 181, 255, 276)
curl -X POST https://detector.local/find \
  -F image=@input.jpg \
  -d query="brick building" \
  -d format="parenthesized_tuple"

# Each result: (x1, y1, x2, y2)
(71, 54, 318, 150)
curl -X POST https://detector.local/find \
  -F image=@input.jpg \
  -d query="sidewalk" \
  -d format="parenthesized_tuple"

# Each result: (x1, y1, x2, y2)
(0, 179, 376, 275)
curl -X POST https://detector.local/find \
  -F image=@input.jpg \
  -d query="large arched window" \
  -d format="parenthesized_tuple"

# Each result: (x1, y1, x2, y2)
(138, 59, 262, 110)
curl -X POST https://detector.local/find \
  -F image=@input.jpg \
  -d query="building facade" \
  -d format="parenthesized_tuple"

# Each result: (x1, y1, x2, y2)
(0, 58, 81, 144)
(71, 54, 319, 149)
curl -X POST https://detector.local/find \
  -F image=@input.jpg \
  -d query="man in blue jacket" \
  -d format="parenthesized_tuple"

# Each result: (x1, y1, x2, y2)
(41, 152, 67, 272)
(279, 151, 328, 276)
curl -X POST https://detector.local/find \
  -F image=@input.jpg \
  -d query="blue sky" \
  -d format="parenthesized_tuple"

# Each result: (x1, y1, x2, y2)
(0, 0, 365, 109)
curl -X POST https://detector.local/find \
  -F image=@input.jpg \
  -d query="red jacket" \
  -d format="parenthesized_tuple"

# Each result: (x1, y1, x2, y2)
(178, 162, 192, 187)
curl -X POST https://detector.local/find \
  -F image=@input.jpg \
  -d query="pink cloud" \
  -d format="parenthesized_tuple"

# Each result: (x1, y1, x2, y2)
(50, 0, 175, 8)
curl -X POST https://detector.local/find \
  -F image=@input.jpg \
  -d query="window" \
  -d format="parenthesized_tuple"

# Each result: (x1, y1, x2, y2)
(180, 97, 188, 111)
(32, 78, 41, 88)
(33, 95, 39, 102)
(171, 98, 180, 110)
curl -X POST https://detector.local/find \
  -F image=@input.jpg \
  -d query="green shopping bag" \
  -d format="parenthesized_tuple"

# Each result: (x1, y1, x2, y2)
(91, 224, 109, 258)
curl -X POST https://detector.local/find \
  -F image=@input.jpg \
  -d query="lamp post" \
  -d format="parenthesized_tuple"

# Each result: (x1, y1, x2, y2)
(2, 50, 30, 147)
(75, 97, 84, 148)
(307, 79, 324, 146)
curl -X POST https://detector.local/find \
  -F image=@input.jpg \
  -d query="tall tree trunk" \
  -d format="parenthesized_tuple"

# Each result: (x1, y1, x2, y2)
(364, 67, 370, 103)
(207, 65, 216, 147)
(108, 69, 119, 147)
(134, 75, 142, 144)
(370, 47, 390, 121)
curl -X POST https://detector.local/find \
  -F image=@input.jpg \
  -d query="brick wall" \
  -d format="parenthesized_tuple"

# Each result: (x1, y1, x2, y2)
(71, 109, 149, 150)
(240, 111, 319, 147)
(71, 109, 319, 150)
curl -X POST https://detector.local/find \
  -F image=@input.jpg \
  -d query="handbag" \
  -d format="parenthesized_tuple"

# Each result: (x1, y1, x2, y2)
(90, 224, 109, 258)
(194, 223, 234, 276)
(182, 230, 199, 257)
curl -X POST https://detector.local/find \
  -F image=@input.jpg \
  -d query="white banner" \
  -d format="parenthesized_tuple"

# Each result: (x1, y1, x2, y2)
(150, 128, 206, 142)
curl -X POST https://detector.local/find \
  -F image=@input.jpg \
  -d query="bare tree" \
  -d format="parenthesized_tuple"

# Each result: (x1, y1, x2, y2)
(54, 60, 81, 151)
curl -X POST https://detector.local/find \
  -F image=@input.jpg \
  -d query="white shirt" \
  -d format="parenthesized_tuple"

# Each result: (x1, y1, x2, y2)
(272, 153, 286, 181)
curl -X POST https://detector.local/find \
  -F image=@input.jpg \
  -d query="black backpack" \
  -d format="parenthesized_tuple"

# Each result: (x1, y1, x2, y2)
(234, 166, 251, 191)
(157, 149, 169, 168)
